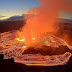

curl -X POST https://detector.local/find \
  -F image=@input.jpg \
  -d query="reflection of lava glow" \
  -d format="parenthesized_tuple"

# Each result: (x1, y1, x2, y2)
(16, 38, 25, 42)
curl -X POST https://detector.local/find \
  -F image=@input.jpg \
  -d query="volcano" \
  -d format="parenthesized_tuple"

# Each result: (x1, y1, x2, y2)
(0, 30, 72, 66)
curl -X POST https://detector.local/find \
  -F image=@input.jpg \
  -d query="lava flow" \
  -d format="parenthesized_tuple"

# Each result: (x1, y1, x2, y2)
(0, 31, 72, 66)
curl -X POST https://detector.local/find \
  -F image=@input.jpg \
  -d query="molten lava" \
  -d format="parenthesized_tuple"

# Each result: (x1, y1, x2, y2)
(22, 46, 27, 51)
(0, 31, 72, 66)
(32, 37, 35, 40)
(16, 38, 25, 42)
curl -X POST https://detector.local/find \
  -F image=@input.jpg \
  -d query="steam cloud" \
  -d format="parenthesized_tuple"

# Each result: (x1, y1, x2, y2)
(18, 0, 72, 43)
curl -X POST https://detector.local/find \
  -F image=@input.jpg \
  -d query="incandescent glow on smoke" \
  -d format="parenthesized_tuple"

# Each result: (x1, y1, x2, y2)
(17, 0, 72, 46)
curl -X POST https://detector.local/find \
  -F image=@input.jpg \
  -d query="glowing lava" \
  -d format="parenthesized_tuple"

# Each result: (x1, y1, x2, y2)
(22, 46, 27, 48)
(16, 38, 25, 42)
(0, 31, 72, 66)
(22, 46, 27, 51)
(32, 37, 35, 40)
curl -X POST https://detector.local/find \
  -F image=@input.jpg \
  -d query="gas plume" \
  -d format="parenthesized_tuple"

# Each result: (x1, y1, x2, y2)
(17, 0, 72, 45)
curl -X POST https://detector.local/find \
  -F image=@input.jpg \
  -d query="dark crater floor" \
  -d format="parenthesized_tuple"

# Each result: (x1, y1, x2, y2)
(22, 45, 72, 55)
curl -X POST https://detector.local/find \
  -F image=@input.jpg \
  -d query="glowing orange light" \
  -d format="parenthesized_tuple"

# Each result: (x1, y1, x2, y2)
(22, 46, 27, 50)
(32, 38, 35, 40)
(20, 39, 25, 41)
(16, 38, 25, 41)
(17, 38, 19, 41)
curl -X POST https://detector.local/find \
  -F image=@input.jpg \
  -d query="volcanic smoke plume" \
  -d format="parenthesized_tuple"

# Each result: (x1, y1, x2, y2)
(17, 0, 72, 45)
(0, 0, 72, 66)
